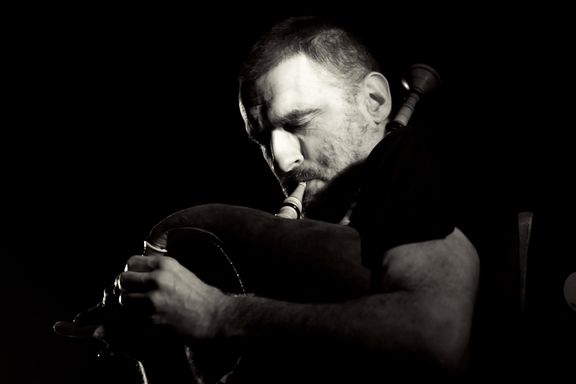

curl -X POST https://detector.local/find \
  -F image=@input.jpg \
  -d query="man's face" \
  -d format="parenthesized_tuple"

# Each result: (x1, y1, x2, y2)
(245, 54, 376, 209)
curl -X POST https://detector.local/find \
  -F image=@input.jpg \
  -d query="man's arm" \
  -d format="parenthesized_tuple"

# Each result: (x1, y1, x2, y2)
(220, 227, 478, 371)
(120, 226, 478, 373)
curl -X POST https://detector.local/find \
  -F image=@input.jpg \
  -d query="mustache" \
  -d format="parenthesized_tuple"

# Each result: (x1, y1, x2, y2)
(280, 167, 325, 189)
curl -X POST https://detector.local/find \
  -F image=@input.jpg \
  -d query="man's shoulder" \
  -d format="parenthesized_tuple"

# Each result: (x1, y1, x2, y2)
(351, 123, 457, 268)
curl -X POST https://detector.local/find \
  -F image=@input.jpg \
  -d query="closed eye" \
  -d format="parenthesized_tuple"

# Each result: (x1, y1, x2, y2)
(284, 122, 307, 133)
(275, 108, 320, 132)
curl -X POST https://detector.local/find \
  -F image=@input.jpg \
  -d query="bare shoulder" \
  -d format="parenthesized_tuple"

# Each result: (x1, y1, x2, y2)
(379, 227, 479, 294)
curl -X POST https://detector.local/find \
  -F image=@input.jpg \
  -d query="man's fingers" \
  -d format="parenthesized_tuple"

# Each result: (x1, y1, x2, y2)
(54, 320, 100, 338)
(119, 292, 156, 314)
(117, 271, 157, 293)
(72, 302, 108, 326)
(125, 255, 158, 272)
(124, 255, 177, 272)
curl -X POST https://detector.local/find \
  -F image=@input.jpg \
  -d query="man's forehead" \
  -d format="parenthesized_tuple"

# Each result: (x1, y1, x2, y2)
(242, 55, 336, 109)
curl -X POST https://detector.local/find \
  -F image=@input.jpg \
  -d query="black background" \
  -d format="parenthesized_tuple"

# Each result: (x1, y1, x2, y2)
(5, 7, 574, 383)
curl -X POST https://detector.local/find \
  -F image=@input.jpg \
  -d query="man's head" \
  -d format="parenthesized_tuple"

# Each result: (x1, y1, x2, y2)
(239, 16, 392, 209)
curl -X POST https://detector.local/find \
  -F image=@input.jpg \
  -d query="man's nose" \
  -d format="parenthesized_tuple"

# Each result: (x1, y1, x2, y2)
(271, 129, 304, 173)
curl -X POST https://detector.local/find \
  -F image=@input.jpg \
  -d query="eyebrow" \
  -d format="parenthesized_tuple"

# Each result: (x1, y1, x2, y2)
(272, 108, 321, 126)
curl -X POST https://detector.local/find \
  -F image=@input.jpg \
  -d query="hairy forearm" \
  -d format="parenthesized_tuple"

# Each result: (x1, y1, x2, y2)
(218, 290, 462, 367)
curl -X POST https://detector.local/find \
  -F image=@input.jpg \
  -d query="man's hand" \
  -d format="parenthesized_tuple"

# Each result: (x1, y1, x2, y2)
(116, 255, 231, 340)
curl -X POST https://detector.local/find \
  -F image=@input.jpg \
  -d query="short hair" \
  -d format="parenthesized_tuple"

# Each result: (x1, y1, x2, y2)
(239, 16, 380, 106)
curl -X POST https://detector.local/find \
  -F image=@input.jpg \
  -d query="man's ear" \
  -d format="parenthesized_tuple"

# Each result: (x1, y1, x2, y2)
(362, 72, 391, 124)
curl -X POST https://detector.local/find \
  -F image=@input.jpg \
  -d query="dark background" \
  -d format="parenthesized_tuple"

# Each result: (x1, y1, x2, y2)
(5, 8, 573, 383)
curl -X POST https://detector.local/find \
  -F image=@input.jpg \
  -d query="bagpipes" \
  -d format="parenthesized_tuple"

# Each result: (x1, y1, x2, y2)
(54, 198, 367, 383)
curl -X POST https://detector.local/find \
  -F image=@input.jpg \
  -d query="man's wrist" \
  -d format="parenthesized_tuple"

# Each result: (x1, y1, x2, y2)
(214, 293, 250, 338)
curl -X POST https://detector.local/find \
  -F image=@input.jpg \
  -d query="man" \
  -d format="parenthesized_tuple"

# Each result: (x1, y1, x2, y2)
(64, 16, 480, 383)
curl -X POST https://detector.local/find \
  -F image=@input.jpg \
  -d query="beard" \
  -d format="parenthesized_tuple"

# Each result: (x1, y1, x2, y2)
(276, 105, 374, 214)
